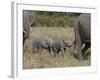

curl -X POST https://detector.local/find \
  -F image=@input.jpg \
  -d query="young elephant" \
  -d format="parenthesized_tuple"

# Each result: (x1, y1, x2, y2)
(52, 39, 72, 57)
(32, 37, 53, 55)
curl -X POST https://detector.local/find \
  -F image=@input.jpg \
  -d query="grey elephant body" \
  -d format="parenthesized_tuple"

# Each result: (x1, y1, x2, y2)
(52, 39, 72, 57)
(74, 13, 91, 60)
(32, 37, 53, 54)
(23, 10, 34, 45)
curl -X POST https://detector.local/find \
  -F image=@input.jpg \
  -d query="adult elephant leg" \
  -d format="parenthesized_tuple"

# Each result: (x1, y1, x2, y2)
(75, 31, 83, 60)
(74, 38, 83, 60)
(23, 38, 25, 46)
(23, 31, 26, 46)
(82, 43, 90, 59)
(77, 40, 83, 60)
(64, 48, 66, 52)
(74, 20, 83, 60)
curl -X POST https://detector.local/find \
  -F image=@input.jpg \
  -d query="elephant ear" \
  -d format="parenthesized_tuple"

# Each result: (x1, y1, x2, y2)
(40, 39, 46, 47)
(44, 39, 50, 47)
(62, 40, 68, 48)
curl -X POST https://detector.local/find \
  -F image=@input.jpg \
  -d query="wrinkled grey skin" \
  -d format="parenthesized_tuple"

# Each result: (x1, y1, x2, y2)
(32, 37, 53, 55)
(23, 10, 34, 45)
(52, 39, 72, 57)
(74, 13, 91, 60)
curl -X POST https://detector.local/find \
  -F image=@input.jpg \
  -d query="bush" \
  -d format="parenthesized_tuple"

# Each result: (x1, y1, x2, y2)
(32, 11, 76, 27)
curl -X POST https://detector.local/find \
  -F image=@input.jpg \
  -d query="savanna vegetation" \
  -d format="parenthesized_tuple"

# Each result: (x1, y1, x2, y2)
(31, 11, 80, 27)
(23, 11, 90, 69)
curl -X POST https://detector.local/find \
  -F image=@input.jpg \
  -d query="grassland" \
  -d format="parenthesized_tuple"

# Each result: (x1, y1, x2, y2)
(23, 27, 91, 69)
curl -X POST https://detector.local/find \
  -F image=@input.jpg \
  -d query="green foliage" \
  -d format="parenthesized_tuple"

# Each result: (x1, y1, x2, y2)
(32, 11, 77, 27)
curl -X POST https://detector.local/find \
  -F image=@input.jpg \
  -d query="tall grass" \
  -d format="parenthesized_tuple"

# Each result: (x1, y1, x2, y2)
(23, 27, 90, 69)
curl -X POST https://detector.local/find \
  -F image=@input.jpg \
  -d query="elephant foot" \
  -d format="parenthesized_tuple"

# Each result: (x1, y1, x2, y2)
(73, 53, 83, 61)
(83, 54, 89, 60)
(83, 51, 90, 60)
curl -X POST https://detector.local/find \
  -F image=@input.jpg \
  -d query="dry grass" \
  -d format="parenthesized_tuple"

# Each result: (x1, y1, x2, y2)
(23, 27, 91, 69)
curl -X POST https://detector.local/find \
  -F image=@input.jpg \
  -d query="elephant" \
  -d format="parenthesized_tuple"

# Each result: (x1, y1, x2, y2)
(23, 10, 35, 45)
(32, 37, 53, 55)
(74, 13, 91, 60)
(52, 39, 72, 57)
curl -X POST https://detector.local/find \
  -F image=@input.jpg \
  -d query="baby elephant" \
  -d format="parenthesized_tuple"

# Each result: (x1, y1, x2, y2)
(32, 37, 53, 55)
(52, 39, 72, 57)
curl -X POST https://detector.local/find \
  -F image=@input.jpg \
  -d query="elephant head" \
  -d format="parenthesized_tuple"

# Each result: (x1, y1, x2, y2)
(23, 10, 35, 45)
(62, 39, 73, 48)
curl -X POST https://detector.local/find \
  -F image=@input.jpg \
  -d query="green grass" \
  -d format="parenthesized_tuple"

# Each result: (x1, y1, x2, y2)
(33, 13, 75, 27)
(23, 27, 91, 69)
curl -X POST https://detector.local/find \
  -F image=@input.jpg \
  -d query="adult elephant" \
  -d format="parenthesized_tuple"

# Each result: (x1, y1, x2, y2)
(23, 10, 34, 45)
(74, 13, 91, 60)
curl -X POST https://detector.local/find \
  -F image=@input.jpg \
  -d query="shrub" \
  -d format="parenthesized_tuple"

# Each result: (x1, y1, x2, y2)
(32, 11, 77, 27)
